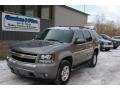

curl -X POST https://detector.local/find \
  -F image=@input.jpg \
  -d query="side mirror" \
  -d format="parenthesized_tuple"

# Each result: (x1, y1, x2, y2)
(34, 35, 40, 40)
(74, 38, 85, 44)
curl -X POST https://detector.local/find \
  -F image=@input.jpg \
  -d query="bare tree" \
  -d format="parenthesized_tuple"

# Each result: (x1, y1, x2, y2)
(95, 14, 120, 36)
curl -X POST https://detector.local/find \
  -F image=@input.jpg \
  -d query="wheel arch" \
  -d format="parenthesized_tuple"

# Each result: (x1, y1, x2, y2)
(94, 48, 99, 56)
(61, 56, 73, 66)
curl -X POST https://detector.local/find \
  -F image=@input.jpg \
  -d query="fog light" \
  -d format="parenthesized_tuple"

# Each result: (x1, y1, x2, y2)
(7, 56, 10, 60)
(44, 73, 48, 77)
(7, 56, 12, 60)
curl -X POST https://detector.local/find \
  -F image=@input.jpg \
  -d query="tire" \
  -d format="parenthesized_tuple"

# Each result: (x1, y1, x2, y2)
(113, 46, 118, 49)
(100, 47, 103, 51)
(105, 48, 110, 51)
(100, 48, 104, 51)
(54, 60, 71, 85)
(88, 52, 97, 67)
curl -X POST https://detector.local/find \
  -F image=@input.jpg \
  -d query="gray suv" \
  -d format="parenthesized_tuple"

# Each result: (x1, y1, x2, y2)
(7, 26, 100, 84)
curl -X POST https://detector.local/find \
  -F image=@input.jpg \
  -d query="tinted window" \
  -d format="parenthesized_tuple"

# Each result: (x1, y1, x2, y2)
(35, 29, 49, 40)
(75, 30, 84, 40)
(101, 34, 112, 40)
(84, 30, 92, 42)
(99, 35, 103, 39)
(92, 30, 99, 40)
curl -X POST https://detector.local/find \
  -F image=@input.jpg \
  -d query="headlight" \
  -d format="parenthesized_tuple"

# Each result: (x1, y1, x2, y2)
(41, 54, 52, 60)
(38, 54, 55, 64)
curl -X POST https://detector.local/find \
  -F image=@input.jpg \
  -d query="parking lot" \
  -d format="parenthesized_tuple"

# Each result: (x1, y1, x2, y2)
(0, 47, 120, 85)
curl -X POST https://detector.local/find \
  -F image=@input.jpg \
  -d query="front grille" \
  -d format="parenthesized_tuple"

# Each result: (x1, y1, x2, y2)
(10, 49, 37, 63)
(12, 55, 36, 63)
(108, 42, 112, 45)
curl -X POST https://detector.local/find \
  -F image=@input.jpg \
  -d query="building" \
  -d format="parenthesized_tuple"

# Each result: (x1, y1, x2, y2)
(0, 5, 88, 59)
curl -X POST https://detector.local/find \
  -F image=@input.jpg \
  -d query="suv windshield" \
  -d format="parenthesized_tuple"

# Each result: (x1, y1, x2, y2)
(99, 35, 103, 39)
(101, 34, 112, 40)
(35, 29, 74, 43)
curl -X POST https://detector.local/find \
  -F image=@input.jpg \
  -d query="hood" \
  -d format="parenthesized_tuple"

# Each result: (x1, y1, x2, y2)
(112, 38, 120, 42)
(10, 40, 68, 54)
(99, 38, 112, 43)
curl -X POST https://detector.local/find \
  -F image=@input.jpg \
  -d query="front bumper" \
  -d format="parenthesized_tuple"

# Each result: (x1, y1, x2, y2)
(101, 44, 113, 49)
(7, 56, 59, 79)
(113, 42, 119, 48)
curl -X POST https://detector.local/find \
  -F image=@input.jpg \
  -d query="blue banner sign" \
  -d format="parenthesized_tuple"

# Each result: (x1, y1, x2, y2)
(2, 12, 40, 32)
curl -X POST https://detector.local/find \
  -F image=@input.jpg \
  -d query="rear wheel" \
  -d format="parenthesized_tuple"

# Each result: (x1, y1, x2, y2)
(54, 60, 71, 85)
(88, 52, 97, 67)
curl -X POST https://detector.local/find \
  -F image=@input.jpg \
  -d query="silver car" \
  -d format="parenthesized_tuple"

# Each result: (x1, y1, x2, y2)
(7, 26, 100, 84)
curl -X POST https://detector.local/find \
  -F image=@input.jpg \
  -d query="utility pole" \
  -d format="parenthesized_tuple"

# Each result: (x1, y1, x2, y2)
(83, 5, 85, 12)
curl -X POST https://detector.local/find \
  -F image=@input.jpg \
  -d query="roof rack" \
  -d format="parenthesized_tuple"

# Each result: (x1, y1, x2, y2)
(59, 26, 90, 29)
(48, 26, 91, 30)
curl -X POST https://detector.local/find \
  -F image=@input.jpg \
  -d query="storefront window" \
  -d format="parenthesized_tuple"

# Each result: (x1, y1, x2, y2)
(41, 6, 50, 19)
(4, 5, 22, 14)
(4, 5, 52, 19)
(25, 6, 38, 17)
(4, 5, 38, 17)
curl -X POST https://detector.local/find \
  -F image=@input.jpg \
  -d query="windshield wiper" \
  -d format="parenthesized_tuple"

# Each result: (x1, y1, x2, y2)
(46, 39, 63, 43)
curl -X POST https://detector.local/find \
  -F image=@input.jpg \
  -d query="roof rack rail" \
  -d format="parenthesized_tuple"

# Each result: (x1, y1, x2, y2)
(59, 26, 90, 29)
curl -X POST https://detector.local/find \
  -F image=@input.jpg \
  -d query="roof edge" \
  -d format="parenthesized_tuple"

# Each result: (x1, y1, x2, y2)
(60, 5, 89, 16)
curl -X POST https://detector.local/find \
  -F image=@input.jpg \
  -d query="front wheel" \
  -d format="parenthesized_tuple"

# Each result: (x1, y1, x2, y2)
(54, 60, 71, 85)
(88, 52, 98, 67)
(113, 46, 118, 49)
(105, 48, 110, 51)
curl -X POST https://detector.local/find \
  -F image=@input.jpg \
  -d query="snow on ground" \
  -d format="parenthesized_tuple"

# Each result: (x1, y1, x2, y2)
(0, 47, 120, 85)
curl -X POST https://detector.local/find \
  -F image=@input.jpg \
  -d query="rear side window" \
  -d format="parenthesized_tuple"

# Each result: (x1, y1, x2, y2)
(75, 30, 84, 40)
(83, 30, 92, 42)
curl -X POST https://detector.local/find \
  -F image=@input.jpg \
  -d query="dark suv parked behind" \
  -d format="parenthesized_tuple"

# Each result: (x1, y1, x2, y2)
(99, 35, 113, 51)
(100, 34, 119, 49)
(7, 26, 100, 84)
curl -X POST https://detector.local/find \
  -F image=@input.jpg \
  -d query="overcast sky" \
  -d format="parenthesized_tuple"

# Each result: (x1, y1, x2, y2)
(69, 5, 120, 23)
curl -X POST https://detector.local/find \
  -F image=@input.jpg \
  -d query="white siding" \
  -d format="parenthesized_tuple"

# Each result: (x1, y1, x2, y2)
(54, 6, 88, 26)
